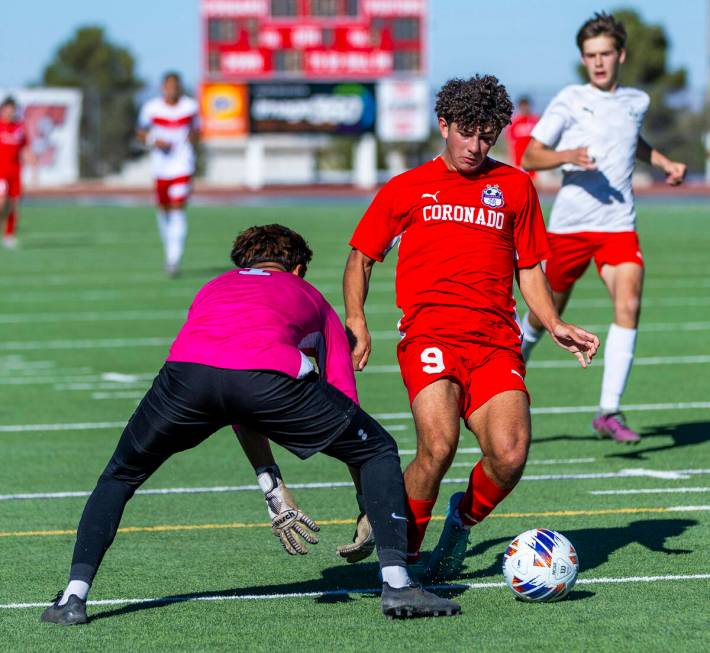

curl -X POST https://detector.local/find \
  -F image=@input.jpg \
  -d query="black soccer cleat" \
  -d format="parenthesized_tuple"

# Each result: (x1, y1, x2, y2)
(381, 583, 461, 619)
(40, 592, 88, 625)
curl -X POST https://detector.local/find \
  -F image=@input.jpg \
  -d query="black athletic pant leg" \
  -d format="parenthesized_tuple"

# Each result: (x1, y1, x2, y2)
(321, 408, 408, 569)
(69, 365, 223, 584)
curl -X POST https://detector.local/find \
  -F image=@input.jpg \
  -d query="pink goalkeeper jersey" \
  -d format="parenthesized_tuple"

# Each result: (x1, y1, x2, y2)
(167, 268, 358, 404)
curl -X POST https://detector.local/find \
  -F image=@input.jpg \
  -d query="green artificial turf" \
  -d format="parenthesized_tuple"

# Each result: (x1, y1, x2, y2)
(0, 200, 708, 652)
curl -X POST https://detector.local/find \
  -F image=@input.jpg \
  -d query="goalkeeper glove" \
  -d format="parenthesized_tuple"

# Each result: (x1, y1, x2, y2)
(336, 494, 375, 563)
(256, 464, 320, 555)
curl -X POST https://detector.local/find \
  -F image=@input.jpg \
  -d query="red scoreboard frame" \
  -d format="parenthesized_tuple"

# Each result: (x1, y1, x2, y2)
(201, 0, 426, 80)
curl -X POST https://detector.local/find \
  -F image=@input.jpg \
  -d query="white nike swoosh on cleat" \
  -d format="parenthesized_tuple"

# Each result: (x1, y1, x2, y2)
(391, 513, 408, 521)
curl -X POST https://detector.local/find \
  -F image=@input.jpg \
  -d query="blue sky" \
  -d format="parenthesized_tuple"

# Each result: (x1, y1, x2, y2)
(1, 0, 706, 102)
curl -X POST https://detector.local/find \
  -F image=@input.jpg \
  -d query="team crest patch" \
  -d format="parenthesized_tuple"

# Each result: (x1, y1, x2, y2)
(481, 184, 504, 208)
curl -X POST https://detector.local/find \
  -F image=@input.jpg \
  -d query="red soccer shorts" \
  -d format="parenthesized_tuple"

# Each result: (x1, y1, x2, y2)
(544, 231, 644, 293)
(155, 175, 192, 207)
(0, 174, 21, 199)
(397, 335, 529, 421)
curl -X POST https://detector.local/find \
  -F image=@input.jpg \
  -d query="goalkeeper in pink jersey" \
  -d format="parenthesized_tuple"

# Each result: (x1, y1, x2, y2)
(41, 225, 459, 625)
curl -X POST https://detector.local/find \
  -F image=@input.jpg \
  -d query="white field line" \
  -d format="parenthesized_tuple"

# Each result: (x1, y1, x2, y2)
(590, 487, 710, 496)
(371, 321, 710, 340)
(1, 401, 708, 433)
(364, 355, 710, 373)
(453, 457, 596, 467)
(399, 446, 481, 456)
(2, 472, 709, 502)
(2, 295, 710, 324)
(2, 573, 709, 609)
(0, 337, 173, 351)
(3, 321, 710, 353)
(5, 278, 710, 301)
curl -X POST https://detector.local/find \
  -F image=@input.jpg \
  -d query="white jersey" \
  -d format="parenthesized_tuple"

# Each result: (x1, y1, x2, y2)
(138, 95, 199, 180)
(532, 84, 649, 234)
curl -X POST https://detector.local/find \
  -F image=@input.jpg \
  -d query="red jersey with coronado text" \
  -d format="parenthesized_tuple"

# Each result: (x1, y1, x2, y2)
(0, 120, 27, 177)
(350, 156, 550, 351)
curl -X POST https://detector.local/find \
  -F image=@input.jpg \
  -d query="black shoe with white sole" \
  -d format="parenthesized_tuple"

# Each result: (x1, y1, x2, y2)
(40, 592, 88, 625)
(381, 583, 461, 619)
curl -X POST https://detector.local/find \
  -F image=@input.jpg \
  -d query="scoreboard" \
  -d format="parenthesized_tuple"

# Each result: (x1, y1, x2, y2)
(201, 0, 426, 80)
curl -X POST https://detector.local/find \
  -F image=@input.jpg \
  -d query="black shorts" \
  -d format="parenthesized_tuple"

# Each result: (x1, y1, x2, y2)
(104, 362, 394, 485)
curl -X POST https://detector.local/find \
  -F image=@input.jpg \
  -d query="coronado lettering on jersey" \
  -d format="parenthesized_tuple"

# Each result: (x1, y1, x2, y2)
(423, 204, 505, 230)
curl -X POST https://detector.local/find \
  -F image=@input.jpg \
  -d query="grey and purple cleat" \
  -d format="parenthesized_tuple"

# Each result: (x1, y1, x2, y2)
(592, 411, 641, 443)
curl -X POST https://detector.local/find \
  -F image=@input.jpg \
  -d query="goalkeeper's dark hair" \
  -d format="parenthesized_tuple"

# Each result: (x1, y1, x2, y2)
(576, 12, 627, 52)
(435, 75, 513, 133)
(230, 224, 313, 277)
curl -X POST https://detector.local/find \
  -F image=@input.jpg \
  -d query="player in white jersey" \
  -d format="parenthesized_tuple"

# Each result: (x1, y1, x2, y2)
(137, 72, 200, 277)
(520, 12, 686, 442)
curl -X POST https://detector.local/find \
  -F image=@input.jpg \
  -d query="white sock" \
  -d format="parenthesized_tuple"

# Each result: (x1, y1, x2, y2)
(520, 312, 543, 361)
(165, 208, 187, 267)
(59, 580, 89, 605)
(381, 565, 412, 589)
(156, 209, 169, 247)
(599, 323, 637, 413)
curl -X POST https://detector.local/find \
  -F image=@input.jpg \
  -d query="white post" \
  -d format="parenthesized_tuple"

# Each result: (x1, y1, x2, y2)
(353, 133, 377, 189)
(245, 136, 265, 189)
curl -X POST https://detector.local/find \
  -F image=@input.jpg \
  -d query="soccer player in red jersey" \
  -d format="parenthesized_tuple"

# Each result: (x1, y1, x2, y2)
(0, 96, 31, 249)
(506, 96, 538, 179)
(341, 76, 599, 579)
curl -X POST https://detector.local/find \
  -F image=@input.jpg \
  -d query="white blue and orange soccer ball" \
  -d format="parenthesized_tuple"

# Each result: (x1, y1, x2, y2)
(502, 528, 579, 602)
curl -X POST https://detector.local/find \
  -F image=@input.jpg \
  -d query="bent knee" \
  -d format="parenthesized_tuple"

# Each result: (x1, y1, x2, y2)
(615, 295, 641, 321)
(416, 439, 457, 472)
(486, 441, 529, 486)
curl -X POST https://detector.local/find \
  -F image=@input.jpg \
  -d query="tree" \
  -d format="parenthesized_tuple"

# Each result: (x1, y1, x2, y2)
(577, 9, 705, 173)
(42, 26, 143, 177)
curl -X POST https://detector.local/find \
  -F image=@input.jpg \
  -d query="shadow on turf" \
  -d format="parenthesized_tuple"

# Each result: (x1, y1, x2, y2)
(604, 421, 710, 461)
(87, 562, 467, 622)
(460, 518, 697, 583)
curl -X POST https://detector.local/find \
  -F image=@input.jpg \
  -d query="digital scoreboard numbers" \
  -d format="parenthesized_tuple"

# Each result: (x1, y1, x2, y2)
(202, 0, 426, 79)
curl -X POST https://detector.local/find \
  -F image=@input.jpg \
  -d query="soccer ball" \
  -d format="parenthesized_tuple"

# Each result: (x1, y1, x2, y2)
(502, 528, 579, 602)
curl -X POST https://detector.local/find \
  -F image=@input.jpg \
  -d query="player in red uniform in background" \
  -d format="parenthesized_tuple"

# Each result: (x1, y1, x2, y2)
(342, 76, 599, 579)
(506, 96, 538, 179)
(0, 97, 32, 249)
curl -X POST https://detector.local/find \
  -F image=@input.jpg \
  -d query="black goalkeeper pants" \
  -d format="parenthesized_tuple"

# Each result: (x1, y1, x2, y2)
(69, 362, 407, 585)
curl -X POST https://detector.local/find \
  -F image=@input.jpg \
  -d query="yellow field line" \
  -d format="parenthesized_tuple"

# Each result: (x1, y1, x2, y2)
(0, 505, 699, 539)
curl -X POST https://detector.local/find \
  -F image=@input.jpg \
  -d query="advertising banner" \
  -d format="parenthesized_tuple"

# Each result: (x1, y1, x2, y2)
(0, 87, 82, 186)
(249, 83, 376, 134)
(376, 78, 429, 142)
(200, 82, 249, 138)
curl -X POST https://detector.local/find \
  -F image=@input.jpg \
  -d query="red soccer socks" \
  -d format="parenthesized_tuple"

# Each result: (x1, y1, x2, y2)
(405, 495, 437, 560)
(457, 461, 512, 527)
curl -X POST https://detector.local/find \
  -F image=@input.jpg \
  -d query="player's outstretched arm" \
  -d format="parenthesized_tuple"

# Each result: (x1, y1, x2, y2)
(343, 248, 376, 371)
(234, 426, 320, 555)
(521, 138, 597, 172)
(518, 264, 600, 367)
(636, 137, 687, 186)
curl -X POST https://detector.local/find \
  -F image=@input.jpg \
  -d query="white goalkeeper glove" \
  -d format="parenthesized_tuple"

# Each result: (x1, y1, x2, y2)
(256, 465, 320, 556)
(335, 494, 376, 563)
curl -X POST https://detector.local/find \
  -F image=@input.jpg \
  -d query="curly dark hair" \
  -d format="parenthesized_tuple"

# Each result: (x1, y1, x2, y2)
(230, 224, 313, 276)
(435, 75, 513, 133)
(576, 12, 627, 52)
